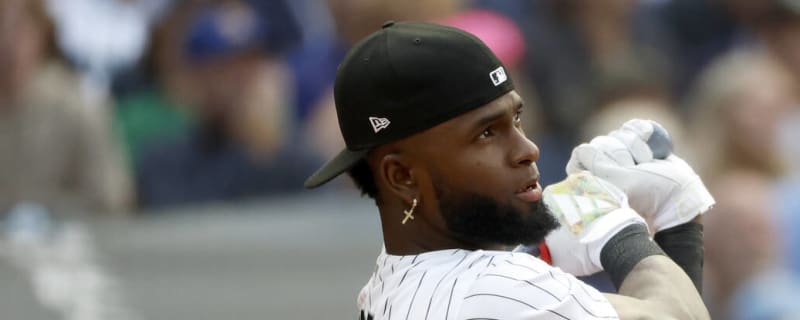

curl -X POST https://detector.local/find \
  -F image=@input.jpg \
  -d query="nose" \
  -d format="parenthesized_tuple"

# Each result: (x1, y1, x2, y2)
(510, 130, 539, 168)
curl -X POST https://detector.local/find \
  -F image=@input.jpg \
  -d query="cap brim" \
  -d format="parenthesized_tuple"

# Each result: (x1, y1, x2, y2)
(304, 148, 369, 189)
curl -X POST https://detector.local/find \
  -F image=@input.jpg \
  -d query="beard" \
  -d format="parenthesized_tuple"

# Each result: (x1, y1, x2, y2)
(434, 178, 559, 247)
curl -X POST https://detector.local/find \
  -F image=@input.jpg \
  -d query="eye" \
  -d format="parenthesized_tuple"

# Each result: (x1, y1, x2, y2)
(479, 127, 494, 139)
(514, 109, 523, 126)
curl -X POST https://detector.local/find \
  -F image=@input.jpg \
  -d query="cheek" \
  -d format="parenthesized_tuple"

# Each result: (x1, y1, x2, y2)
(446, 152, 509, 193)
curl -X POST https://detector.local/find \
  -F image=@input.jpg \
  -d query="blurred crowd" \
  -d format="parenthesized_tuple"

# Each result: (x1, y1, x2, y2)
(1, 0, 800, 318)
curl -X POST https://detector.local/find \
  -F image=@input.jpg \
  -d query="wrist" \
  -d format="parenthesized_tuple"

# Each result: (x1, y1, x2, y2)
(600, 223, 665, 290)
(654, 221, 704, 292)
(585, 207, 648, 270)
(544, 207, 646, 276)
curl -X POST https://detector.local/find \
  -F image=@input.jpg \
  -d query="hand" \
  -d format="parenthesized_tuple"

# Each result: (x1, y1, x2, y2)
(566, 119, 715, 232)
(543, 171, 646, 276)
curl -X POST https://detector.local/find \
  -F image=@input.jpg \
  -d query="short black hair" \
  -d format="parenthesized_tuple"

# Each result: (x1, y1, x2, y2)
(348, 158, 379, 199)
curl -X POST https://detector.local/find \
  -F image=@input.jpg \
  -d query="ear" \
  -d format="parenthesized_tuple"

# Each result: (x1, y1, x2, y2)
(376, 153, 418, 205)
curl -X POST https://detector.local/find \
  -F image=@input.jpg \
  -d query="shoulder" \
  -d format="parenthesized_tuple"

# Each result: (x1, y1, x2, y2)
(457, 252, 619, 319)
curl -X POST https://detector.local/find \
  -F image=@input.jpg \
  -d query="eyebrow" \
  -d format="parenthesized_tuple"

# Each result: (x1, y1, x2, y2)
(469, 100, 523, 132)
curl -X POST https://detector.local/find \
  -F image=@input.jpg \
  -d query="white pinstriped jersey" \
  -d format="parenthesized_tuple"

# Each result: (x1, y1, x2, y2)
(357, 247, 618, 320)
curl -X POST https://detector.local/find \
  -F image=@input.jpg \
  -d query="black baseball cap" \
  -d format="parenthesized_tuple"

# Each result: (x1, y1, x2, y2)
(304, 21, 514, 188)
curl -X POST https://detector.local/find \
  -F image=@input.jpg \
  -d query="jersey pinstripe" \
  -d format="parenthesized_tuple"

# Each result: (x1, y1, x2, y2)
(357, 247, 618, 320)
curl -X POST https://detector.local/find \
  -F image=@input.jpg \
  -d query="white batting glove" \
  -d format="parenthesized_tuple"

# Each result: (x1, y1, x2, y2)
(566, 119, 715, 232)
(543, 171, 646, 276)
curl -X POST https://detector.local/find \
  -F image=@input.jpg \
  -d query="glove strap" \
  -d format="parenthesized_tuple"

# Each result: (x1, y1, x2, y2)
(600, 224, 665, 290)
(654, 222, 704, 293)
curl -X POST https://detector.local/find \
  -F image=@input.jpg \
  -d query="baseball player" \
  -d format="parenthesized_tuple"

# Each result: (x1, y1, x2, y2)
(305, 21, 714, 319)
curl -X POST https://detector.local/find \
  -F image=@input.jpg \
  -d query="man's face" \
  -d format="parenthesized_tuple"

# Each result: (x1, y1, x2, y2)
(402, 91, 558, 246)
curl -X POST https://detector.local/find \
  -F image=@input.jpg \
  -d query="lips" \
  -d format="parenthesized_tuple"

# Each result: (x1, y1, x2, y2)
(515, 178, 542, 202)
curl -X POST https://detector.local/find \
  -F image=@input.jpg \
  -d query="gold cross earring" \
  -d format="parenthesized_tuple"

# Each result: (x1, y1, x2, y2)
(402, 198, 417, 224)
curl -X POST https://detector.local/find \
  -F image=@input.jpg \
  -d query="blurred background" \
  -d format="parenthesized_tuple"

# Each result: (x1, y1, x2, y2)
(1, 0, 799, 319)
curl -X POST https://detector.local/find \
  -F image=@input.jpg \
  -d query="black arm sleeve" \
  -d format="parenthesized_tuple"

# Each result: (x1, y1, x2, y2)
(654, 222, 704, 293)
(600, 224, 665, 290)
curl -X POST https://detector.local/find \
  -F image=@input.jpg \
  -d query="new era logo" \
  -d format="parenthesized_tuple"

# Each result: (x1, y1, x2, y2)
(489, 66, 507, 86)
(369, 117, 390, 133)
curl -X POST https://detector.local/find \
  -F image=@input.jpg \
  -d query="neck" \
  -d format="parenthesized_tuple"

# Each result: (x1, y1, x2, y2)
(378, 206, 506, 256)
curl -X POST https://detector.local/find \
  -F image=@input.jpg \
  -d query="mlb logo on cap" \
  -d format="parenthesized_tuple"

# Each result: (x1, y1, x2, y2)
(490, 66, 507, 86)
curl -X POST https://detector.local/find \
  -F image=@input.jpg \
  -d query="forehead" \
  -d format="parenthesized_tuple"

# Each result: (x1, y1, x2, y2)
(431, 90, 522, 132)
(392, 90, 522, 152)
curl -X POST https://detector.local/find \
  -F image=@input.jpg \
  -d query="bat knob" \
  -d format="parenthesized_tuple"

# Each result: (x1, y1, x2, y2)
(647, 121, 673, 160)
